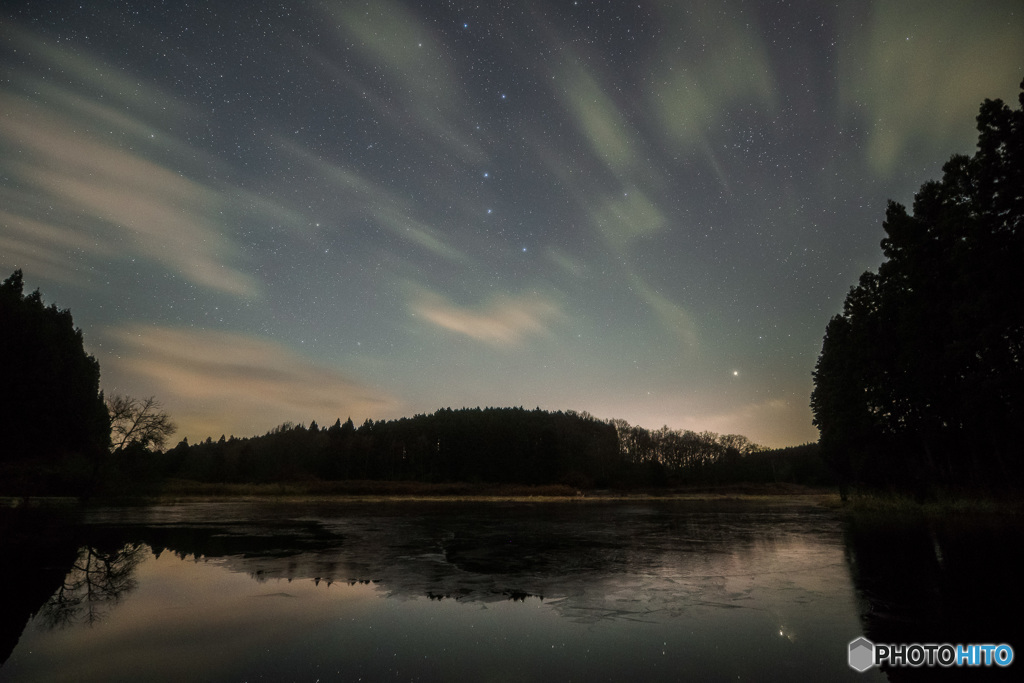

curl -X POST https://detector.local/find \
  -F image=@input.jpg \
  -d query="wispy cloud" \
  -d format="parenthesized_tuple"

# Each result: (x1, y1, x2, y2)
(411, 289, 563, 346)
(554, 57, 642, 181)
(279, 139, 471, 264)
(629, 274, 698, 348)
(839, 0, 1024, 176)
(646, 0, 776, 154)
(0, 205, 114, 286)
(323, 0, 485, 164)
(101, 325, 398, 440)
(0, 31, 256, 296)
(588, 188, 665, 253)
(539, 41, 698, 347)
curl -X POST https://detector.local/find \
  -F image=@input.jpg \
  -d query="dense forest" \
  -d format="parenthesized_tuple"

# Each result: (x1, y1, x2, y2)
(0, 270, 110, 494)
(141, 409, 825, 490)
(812, 81, 1023, 497)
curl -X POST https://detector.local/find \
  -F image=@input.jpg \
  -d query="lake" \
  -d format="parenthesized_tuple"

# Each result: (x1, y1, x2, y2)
(0, 498, 1019, 681)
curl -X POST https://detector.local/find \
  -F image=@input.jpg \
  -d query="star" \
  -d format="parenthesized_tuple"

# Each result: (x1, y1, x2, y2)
(4, 0, 1016, 451)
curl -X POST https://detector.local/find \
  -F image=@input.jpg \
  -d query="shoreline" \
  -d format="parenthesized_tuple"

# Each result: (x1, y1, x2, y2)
(144, 491, 841, 507)
(5, 482, 1020, 516)
(3, 481, 837, 508)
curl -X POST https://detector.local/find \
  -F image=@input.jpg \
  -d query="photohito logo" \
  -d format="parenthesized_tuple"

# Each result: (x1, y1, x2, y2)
(848, 637, 1014, 671)
(848, 637, 875, 672)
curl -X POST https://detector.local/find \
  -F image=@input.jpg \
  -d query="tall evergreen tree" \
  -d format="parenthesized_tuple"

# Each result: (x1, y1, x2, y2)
(811, 81, 1024, 493)
(0, 270, 110, 468)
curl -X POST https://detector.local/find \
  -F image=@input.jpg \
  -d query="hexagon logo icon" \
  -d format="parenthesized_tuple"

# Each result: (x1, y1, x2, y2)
(849, 637, 875, 672)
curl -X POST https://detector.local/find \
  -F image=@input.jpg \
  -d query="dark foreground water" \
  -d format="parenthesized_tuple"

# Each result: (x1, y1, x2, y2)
(0, 499, 1020, 682)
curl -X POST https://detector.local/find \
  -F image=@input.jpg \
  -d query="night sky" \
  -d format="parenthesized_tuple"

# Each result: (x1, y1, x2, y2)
(2, 1, 1021, 447)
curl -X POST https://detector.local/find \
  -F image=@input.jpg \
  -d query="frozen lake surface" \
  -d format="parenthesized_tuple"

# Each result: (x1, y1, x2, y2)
(1, 499, 1018, 681)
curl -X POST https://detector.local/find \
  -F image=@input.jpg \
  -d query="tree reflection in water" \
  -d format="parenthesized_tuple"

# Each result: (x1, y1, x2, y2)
(1, 503, 890, 682)
(40, 543, 145, 628)
(844, 513, 1024, 681)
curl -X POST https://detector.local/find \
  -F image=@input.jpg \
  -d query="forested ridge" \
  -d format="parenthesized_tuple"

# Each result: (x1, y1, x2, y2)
(0, 269, 813, 495)
(146, 408, 821, 490)
(1, 263, 814, 495)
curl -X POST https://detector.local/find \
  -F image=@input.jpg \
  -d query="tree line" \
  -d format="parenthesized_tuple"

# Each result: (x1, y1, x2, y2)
(610, 422, 829, 486)
(2, 265, 823, 496)
(152, 408, 617, 487)
(146, 412, 823, 489)
(811, 80, 1024, 497)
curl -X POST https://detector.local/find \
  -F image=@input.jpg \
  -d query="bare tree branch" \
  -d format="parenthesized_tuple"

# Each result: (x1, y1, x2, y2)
(107, 395, 176, 452)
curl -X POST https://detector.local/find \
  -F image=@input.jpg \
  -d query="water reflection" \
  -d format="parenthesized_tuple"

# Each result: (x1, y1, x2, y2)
(843, 513, 1024, 681)
(39, 544, 144, 629)
(59, 502, 854, 625)
(9, 500, 1006, 682)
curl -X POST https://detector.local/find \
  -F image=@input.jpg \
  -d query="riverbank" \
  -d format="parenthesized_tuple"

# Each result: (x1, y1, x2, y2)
(6, 481, 1020, 515)
(148, 479, 840, 504)
(3, 480, 838, 508)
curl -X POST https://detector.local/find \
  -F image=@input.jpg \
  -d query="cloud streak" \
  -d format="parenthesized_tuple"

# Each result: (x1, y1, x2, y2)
(629, 275, 698, 348)
(647, 0, 776, 154)
(839, 0, 1024, 175)
(412, 290, 563, 347)
(101, 325, 398, 441)
(280, 139, 471, 264)
(0, 32, 256, 296)
(323, 0, 485, 164)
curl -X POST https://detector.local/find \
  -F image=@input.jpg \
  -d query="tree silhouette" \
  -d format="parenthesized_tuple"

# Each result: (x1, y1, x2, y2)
(811, 81, 1024, 494)
(40, 543, 145, 628)
(0, 270, 109, 490)
(107, 395, 176, 453)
